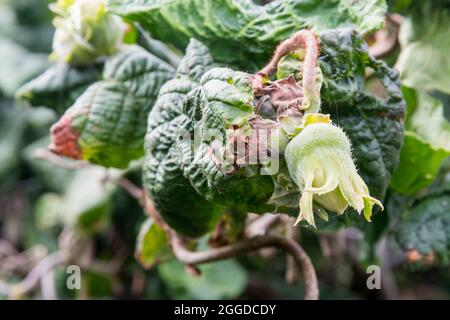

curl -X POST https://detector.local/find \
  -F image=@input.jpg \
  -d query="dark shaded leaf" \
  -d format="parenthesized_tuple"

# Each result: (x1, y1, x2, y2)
(17, 63, 102, 114)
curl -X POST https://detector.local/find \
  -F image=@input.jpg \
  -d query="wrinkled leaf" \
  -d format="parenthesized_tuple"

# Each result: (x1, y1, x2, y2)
(50, 45, 175, 168)
(108, 0, 387, 68)
(143, 39, 223, 237)
(397, 193, 450, 261)
(181, 67, 276, 213)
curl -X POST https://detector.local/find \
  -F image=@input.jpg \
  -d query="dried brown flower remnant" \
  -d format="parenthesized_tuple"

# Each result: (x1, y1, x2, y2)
(251, 30, 320, 112)
(223, 118, 285, 167)
(49, 115, 82, 160)
(256, 75, 304, 109)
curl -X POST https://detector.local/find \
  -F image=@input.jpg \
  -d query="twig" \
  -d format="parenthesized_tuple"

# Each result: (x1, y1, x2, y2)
(114, 177, 145, 205)
(0, 252, 63, 298)
(144, 194, 169, 231)
(0, 245, 47, 276)
(169, 231, 319, 300)
(245, 213, 280, 237)
(40, 270, 57, 300)
(81, 247, 128, 275)
(142, 196, 319, 299)
(376, 236, 400, 299)
(285, 216, 301, 285)
(131, 269, 147, 297)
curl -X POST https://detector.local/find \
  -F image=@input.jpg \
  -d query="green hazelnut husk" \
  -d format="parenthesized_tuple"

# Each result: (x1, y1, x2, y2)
(284, 119, 383, 227)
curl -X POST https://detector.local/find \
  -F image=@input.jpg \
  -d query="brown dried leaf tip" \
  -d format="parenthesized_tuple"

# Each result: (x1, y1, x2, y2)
(49, 114, 82, 160)
(405, 249, 435, 265)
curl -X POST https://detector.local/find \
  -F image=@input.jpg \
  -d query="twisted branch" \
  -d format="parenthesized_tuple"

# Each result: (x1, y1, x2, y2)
(0, 252, 63, 298)
(144, 193, 318, 299)
(245, 213, 280, 237)
(170, 231, 318, 300)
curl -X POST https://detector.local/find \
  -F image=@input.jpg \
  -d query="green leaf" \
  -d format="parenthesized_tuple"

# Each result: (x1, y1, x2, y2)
(143, 39, 223, 237)
(158, 259, 247, 299)
(17, 63, 102, 114)
(135, 218, 172, 269)
(397, 194, 450, 261)
(391, 89, 450, 194)
(50, 45, 175, 168)
(82, 272, 114, 299)
(107, 0, 387, 68)
(0, 38, 49, 97)
(396, 2, 450, 95)
(405, 89, 450, 151)
(391, 132, 450, 195)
